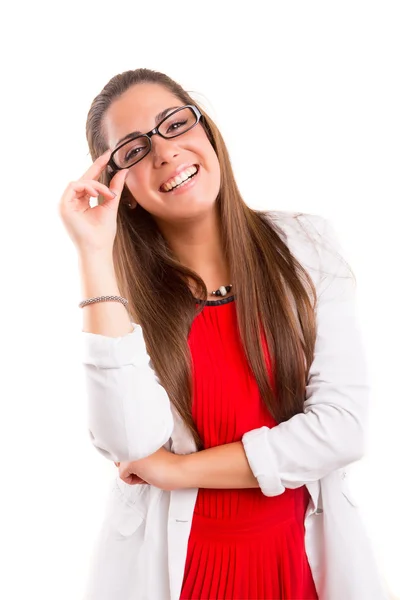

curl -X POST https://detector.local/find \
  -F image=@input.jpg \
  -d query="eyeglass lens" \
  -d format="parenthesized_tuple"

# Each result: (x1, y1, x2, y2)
(113, 107, 198, 169)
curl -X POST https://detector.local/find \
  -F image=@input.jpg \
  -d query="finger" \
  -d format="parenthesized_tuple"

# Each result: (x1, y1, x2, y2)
(101, 169, 130, 208)
(73, 183, 100, 198)
(132, 476, 148, 485)
(109, 168, 129, 197)
(80, 149, 113, 183)
(60, 182, 98, 211)
(72, 180, 116, 199)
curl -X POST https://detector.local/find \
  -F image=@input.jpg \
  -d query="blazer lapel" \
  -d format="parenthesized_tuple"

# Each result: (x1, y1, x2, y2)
(167, 405, 199, 599)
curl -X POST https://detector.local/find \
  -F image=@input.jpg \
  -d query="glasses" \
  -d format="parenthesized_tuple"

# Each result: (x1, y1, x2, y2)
(108, 104, 203, 171)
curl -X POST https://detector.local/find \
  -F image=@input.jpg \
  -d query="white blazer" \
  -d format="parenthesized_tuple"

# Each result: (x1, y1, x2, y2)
(81, 210, 388, 600)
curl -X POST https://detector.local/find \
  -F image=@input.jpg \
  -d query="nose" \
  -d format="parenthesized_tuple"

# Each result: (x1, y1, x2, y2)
(151, 134, 179, 167)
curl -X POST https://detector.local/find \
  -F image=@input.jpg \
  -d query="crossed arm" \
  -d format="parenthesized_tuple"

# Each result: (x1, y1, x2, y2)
(116, 441, 260, 491)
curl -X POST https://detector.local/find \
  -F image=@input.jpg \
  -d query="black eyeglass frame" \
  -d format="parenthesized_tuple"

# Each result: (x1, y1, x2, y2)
(107, 104, 203, 172)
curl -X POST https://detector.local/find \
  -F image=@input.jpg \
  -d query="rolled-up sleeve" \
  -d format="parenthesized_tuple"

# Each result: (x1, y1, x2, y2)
(82, 323, 174, 463)
(242, 215, 371, 496)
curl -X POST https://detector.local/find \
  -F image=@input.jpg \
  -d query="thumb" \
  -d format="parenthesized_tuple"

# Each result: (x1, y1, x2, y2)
(105, 169, 129, 208)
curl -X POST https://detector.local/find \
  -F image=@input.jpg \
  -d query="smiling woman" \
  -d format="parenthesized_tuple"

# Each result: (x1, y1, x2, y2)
(97, 82, 221, 222)
(57, 68, 388, 599)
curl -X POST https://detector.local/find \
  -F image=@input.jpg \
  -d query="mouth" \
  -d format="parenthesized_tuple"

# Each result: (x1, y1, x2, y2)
(159, 164, 200, 193)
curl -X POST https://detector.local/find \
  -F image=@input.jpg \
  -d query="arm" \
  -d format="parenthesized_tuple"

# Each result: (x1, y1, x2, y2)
(241, 215, 371, 496)
(79, 251, 134, 337)
(79, 252, 174, 463)
(116, 443, 258, 491)
(179, 442, 259, 489)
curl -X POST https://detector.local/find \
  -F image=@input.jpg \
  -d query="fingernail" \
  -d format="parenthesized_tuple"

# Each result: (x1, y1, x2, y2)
(111, 191, 117, 197)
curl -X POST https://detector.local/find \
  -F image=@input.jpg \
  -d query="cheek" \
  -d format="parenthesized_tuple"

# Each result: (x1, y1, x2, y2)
(124, 169, 148, 198)
(213, 155, 221, 178)
(199, 138, 220, 178)
(207, 151, 221, 183)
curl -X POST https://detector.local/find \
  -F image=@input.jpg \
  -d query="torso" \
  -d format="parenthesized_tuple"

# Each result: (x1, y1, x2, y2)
(179, 295, 318, 599)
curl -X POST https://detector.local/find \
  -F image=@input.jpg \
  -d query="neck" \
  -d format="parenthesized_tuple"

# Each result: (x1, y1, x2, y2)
(155, 207, 231, 296)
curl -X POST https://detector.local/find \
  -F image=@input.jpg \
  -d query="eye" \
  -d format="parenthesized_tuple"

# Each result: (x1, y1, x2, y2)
(125, 145, 146, 161)
(166, 119, 188, 134)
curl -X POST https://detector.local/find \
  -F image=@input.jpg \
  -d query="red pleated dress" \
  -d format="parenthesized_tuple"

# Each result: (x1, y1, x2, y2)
(179, 294, 318, 600)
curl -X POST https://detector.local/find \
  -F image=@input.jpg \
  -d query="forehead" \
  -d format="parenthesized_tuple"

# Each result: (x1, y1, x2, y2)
(104, 83, 184, 147)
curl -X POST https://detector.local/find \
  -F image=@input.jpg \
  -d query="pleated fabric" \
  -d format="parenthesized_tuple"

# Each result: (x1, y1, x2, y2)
(179, 295, 318, 600)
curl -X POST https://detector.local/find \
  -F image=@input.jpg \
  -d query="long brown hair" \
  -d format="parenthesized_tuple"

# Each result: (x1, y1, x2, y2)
(86, 68, 322, 451)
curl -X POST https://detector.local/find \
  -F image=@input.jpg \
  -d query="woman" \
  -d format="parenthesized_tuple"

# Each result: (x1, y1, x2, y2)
(58, 69, 387, 599)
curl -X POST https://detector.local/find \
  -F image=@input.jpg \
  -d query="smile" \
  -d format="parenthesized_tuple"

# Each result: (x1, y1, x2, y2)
(160, 165, 199, 193)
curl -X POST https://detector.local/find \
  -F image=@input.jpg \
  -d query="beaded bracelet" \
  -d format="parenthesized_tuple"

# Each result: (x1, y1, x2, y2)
(78, 295, 129, 309)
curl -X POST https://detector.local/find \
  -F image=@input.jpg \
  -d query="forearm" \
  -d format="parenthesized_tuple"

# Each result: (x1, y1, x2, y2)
(78, 251, 134, 337)
(180, 441, 260, 490)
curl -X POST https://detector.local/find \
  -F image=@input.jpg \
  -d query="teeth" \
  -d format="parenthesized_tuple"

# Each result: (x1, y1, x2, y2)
(162, 165, 198, 192)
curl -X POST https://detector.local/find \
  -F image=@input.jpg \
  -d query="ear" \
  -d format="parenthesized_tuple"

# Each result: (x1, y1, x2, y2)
(121, 186, 138, 209)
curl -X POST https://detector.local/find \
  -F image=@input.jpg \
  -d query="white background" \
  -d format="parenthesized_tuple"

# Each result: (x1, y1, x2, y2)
(1, 1, 399, 598)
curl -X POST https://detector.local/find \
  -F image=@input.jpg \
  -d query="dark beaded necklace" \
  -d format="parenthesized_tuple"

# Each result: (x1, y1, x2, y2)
(193, 284, 234, 304)
(209, 284, 233, 298)
(195, 283, 233, 305)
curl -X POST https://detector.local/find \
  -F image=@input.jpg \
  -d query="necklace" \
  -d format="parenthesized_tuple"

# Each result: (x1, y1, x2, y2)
(209, 284, 233, 298)
(193, 283, 234, 303)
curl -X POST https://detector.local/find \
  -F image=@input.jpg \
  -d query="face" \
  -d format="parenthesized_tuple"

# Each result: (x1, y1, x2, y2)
(103, 83, 221, 223)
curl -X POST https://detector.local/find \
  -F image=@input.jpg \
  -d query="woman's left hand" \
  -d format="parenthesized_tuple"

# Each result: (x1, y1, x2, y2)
(114, 447, 184, 491)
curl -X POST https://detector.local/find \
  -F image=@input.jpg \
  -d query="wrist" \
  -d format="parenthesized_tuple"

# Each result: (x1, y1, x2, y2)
(78, 252, 117, 291)
(176, 453, 194, 490)
(78, 249, 115, 268)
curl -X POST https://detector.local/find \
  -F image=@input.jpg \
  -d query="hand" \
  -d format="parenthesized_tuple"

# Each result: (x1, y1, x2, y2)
(114, 461, 148, 485)
(114, 447, 183, 491)
(114, 462, 148, 486)
(58, 149, 133, 255)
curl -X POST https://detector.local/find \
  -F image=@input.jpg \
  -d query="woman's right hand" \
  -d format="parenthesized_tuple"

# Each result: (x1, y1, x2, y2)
(58, 149, 133, 255)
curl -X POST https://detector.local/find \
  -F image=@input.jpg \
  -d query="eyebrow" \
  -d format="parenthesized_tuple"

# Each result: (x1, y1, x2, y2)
(114, 106, 181, 148)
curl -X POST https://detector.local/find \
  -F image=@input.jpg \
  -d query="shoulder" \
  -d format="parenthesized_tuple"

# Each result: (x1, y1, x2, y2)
(264, 209, 328, 285)
(264, 209, 326, 244)
(263, 209, 355, 290)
